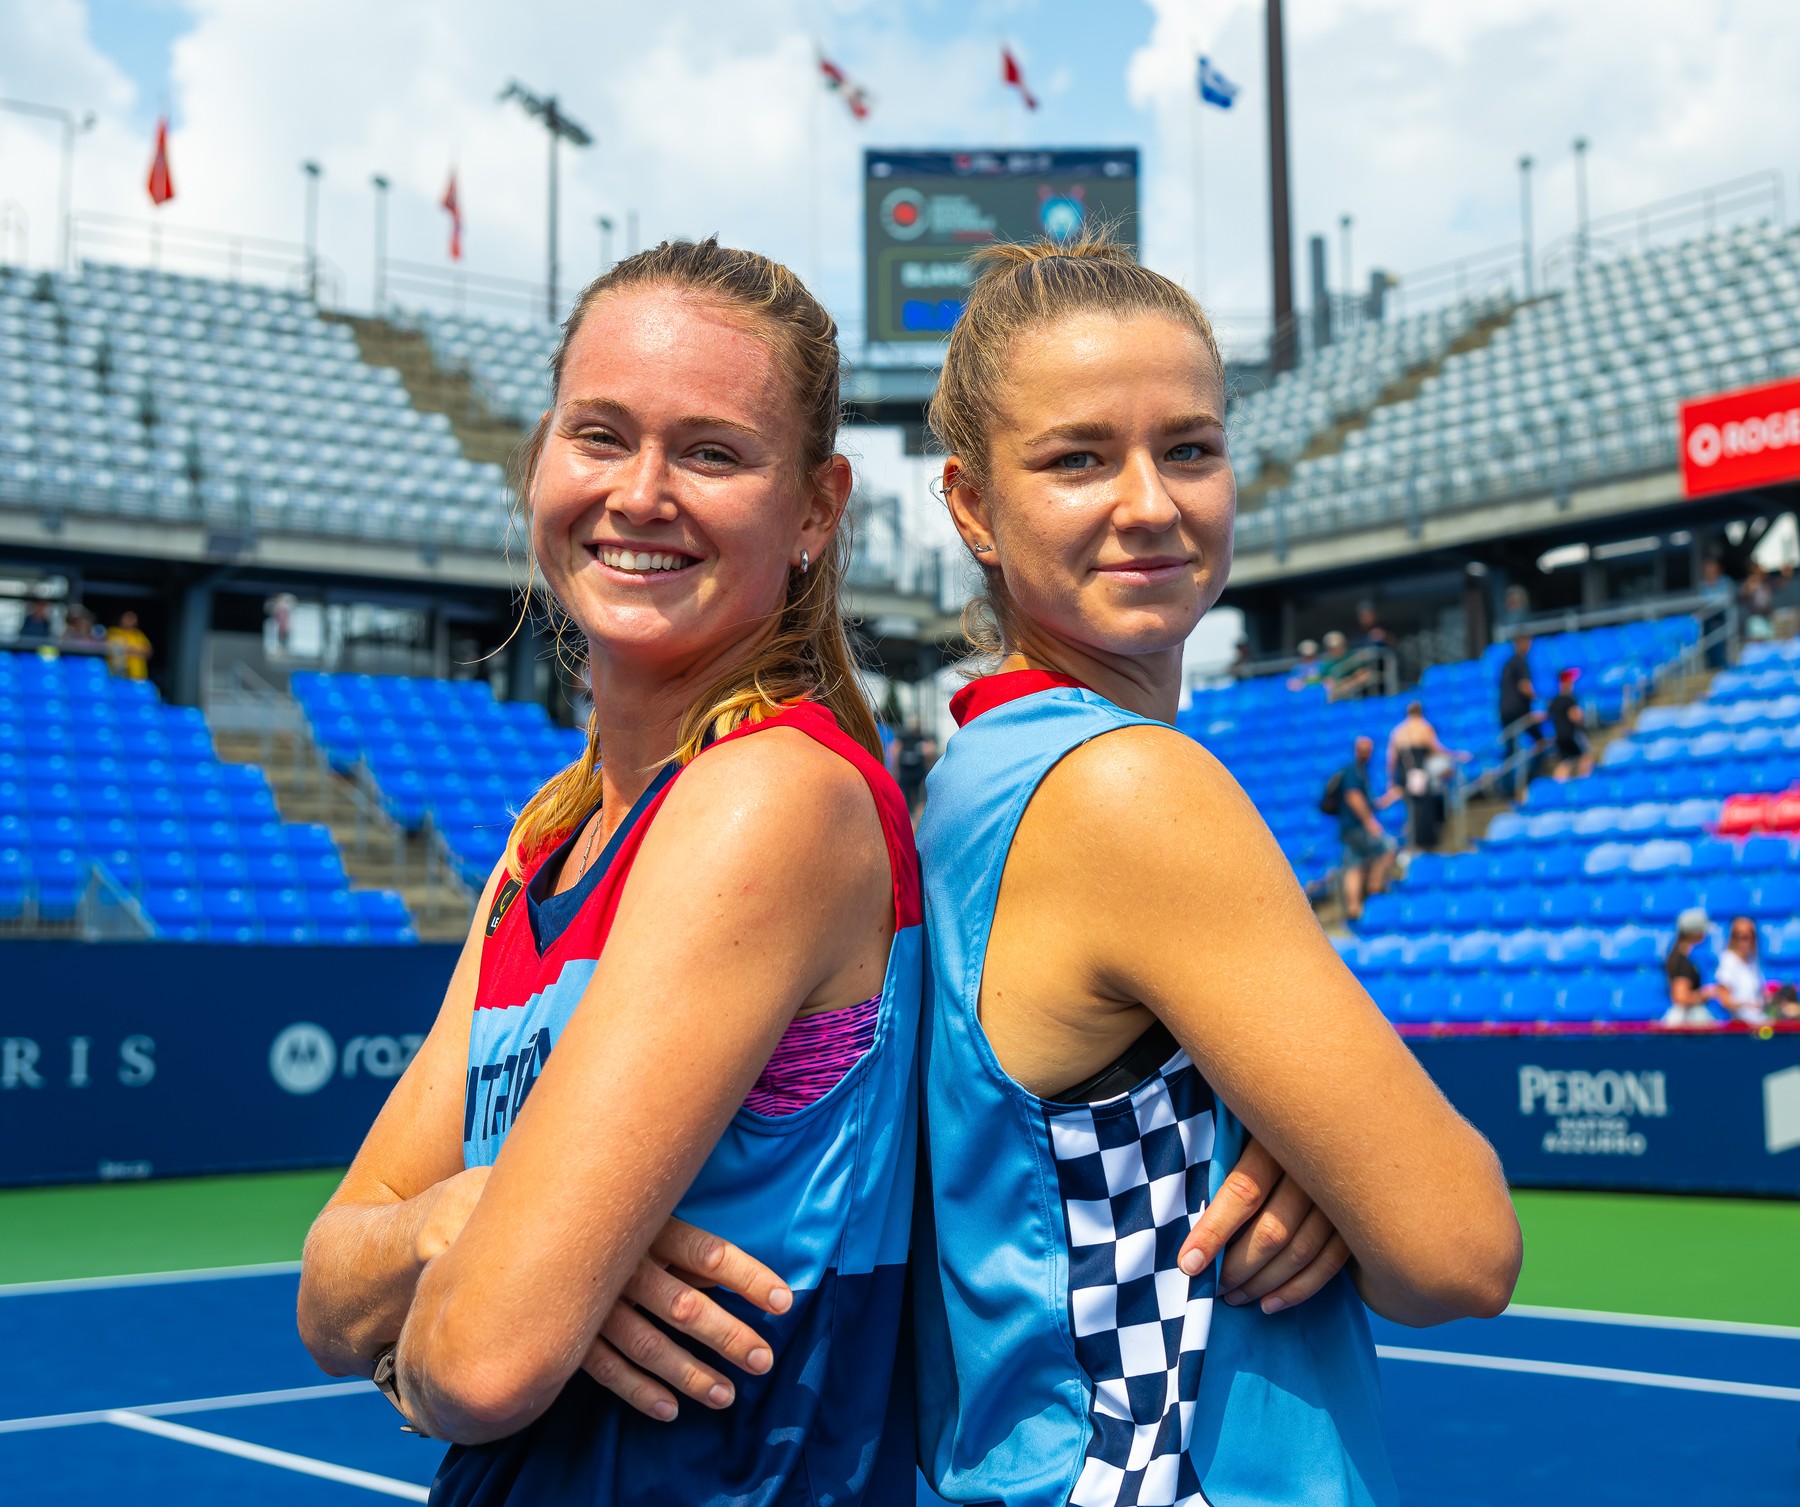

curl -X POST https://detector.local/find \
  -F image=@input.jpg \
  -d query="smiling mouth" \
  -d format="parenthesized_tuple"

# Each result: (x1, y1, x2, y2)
(588, 545, 700, 575)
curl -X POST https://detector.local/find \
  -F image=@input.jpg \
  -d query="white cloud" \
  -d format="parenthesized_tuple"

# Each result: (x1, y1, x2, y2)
(1128, 0, 1800, 352)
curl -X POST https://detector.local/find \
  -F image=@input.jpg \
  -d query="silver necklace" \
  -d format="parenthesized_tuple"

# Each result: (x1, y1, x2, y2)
(572, 803, 603, 881)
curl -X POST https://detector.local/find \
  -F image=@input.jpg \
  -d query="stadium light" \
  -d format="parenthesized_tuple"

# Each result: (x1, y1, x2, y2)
(371, 174, 390, 314)
(0, 97, 96, 272)
(1517, 154, 1535, 298)
(1573, 138, 1590, 265)
(301, 160, 322, 302)
(1338, 213, 1354, 325)
(597, 214, 614, 273)
(1264, 0, 1297, 372)
(499, 81, 593, 324)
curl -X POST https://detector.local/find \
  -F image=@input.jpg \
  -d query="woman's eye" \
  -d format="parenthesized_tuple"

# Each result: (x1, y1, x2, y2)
(694, 445, 736, 466)
(1053, 451, 1097, 471)
(1167, 441, 1213, 463)
(578, 428, 623, 447)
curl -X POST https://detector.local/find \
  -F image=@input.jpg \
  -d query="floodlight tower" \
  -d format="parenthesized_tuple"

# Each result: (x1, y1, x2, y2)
(0, 98, 96, 270)
(500, 81, 593, 323)
(1265, 0, 1296, 372)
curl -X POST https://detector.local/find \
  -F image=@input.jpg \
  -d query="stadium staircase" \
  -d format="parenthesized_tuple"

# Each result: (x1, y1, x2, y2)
(329, 314, 523, 470)
(210, 725, 474, 942)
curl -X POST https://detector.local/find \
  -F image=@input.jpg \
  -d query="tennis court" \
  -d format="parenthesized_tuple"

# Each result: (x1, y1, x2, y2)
(1, 1176, 1795, 1505)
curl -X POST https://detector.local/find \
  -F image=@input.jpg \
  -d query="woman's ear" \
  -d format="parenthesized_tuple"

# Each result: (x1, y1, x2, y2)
(799, 453, 854, 561)
(943, 458, 996, 559)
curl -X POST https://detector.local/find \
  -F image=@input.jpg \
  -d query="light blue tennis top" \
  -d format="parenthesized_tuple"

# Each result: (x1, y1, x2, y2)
(912, 670, 1398, 1507)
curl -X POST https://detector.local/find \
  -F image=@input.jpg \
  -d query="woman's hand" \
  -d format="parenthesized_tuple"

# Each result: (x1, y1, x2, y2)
(1177, 1139, 1350, 1314)
(413, 1172, 792, 1424)
(581, 1218, 794, 1422)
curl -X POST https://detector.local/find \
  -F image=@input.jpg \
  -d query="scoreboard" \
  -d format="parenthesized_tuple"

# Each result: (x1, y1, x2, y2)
(863, 148, 1140, 346)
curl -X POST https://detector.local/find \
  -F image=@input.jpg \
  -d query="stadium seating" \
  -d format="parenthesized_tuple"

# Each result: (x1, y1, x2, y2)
(289, 672, 588, 886)
(1237, 224, 1800, 548)
(1181, 616, 1696, 893)
(0, 262, 514, 552)
(413, 314, 556, 428)
(0, 650, 415, 942)
(1342, 643, 1800, 1025)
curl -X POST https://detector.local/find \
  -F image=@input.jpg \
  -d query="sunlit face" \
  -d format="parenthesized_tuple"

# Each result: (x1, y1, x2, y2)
(529, 287, 840, 676)
(949, 311, 1234, 661)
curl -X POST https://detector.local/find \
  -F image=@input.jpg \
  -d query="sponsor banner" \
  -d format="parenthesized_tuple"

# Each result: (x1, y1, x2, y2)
(1679, 374, 1800, 498)
(0, 942, 457, 1186)
(1410, 1031, 1800, 1196)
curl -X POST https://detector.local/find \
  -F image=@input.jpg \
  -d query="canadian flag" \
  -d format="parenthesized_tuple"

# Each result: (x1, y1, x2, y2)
(441, 171, 462, 261)
(147, 117, 175, 207)
(1001, 47, 1038, 111)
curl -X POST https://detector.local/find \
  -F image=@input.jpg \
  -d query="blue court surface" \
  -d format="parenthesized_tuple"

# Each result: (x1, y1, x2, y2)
(1, 1265, 1795, 1505)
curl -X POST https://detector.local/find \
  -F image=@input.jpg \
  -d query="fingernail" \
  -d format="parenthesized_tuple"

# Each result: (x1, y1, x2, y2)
(652, 1401, 677, 1422)
(1223, 1290, 1251, 1306)
(1261, 1296, 1285, 1314)
(768, 1286, 793, 1314)
(708, 1383, 733, 1407)
(746, 1346, 772, 1374)
(1179, 1252, 1204, 1276)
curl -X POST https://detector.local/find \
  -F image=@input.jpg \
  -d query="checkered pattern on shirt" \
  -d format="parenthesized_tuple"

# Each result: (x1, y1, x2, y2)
(1046, 1049, 1217, 1507)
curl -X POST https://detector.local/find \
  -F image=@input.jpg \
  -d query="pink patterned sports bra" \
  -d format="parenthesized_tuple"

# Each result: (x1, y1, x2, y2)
(744, 994, 882, 1116)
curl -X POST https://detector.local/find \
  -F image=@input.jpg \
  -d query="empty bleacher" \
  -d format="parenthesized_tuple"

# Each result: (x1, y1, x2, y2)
(1340, 635, 1800, 1027)
(1226, 297, 1503, 488)
(0, 650, 416, 942)
(0, 262, 514, 552)
(1237, 223, 1800, 549)
(290, 672, 587, 888)
(413, 314, 557, 429)
(1181, 616, 1696, 893)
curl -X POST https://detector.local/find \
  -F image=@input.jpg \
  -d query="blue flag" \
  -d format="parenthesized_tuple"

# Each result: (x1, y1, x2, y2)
(1198, 55, 1239, 109)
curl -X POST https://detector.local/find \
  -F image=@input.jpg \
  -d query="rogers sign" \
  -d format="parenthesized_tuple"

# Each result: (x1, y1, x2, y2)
(1680, 374, 1800, 498)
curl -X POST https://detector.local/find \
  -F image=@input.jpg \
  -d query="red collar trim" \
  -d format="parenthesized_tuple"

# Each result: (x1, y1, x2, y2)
(949, 670, 1091, 727)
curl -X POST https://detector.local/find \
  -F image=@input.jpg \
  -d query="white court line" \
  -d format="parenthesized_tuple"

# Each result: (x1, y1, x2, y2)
(0, 1260, 301, 1297)
(0, 1380, 374, 1435)
(1504, 1301, 1800, 1341)
(105, 1410, 429, 1501)
(1377, 1344, 1800, 1403)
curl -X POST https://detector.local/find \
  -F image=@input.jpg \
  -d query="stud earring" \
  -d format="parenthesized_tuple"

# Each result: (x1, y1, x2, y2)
(971, 543, 993, 554)
(799, 549, 810, 573)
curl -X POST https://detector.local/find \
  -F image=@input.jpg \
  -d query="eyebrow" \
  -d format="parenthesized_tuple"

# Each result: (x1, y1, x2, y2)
(1021, 411, 1225, 448)
(560, 397, 762, 441)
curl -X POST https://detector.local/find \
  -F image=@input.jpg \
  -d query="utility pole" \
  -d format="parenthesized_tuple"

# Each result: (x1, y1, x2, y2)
(0, 98, 95, 271)
(302, 160, 322, 302)
(370, 174, 390, 314)
(1518, 154, 1535, 297)
(500, 81, 594, 324)
(1573, 137, 1590, 265)
(1265, 0, 1296, 372)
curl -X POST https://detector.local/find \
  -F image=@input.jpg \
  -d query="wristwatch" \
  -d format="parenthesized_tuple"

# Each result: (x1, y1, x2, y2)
(372, 1343, 433, 1438)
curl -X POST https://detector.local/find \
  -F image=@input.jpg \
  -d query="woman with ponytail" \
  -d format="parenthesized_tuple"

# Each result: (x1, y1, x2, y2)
(912, 232, 1522, 1507)
(297, 239, 923, 1504)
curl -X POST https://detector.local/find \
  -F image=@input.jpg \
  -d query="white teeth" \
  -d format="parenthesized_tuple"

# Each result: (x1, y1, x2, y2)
(599, 547, 690, 573)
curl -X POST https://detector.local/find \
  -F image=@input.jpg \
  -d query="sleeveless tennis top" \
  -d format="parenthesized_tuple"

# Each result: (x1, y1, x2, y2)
(912, 671, 1397, 1507)
(435, 700, 922, 1507)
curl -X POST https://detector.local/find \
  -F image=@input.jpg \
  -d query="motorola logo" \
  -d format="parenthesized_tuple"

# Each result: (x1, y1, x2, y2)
(269, 1023, 338, 1096)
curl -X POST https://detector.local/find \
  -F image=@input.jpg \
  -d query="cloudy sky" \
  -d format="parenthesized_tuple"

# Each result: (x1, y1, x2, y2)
(3, 0, 1795, 348)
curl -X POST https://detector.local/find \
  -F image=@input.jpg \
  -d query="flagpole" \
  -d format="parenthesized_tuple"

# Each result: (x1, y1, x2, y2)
(1191, 59, 1205, 298)
(808, 51, 822, 292)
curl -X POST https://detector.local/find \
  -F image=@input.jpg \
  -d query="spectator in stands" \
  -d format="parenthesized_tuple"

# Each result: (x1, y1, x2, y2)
(1496, 584, 1531, 634)
(1386, 701, 1463, 852)
(1286, 637, 1323, 690)
(1773, 562, 1800, 639)
(1545, 667, 1593, 780)
(1335, 734, 1397, 920)
(1715, 916, 1773, 1025)
(1228, 637, 1254, 679)
(894, 724, 934, 819)
(59, 604, 105, 655)
(105, 610, 152, 680)
(1497, 633, 1548, 800)
(1663, 909, 1727, 1027)
(1698, 556, 1733, 668)
(17, 601, 52, 643)
(1320, 628, 1372, 700)
(1741, 562, 1776, 640)
(1353, 600, 1392, 651)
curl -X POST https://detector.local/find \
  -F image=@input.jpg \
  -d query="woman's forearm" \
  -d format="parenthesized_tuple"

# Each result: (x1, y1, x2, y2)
(297, 1193, 436, 1377)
